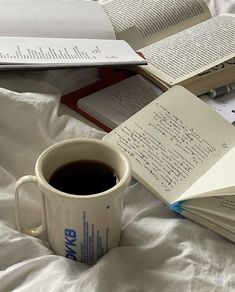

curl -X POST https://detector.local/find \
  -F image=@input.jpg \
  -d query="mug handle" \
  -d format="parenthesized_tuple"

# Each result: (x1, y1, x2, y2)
(14, 175, 46, 237)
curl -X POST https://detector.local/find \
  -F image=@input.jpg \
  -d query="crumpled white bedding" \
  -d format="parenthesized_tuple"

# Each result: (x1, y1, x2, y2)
(0, 1, 235, 291)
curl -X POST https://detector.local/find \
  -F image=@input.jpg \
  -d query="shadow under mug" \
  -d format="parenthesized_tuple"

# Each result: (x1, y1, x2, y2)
(14, 138, 132, 264)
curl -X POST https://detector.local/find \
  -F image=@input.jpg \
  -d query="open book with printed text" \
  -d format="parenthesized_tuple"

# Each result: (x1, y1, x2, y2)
(60, 0, 235, 121)
(104, 86, 235, 242)
(101, 0, 235, 95)
(0, 1, 145, 69)
(1, 0, 234, 90)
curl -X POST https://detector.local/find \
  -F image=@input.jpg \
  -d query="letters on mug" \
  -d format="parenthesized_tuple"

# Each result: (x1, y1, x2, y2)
(64, 228, 77, 261)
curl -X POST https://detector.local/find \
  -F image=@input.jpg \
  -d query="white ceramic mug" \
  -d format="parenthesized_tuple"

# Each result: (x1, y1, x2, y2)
(14, 138, 131, 264)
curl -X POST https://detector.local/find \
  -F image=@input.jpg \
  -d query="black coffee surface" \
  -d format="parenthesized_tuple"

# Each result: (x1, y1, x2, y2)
(49, 160, 118, 196)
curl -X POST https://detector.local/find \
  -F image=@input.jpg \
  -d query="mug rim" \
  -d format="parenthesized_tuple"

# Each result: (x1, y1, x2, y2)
(35, 138, 132, 199)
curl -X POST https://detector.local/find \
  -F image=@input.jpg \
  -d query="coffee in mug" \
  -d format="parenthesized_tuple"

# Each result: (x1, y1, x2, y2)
(49, 160, 119, 196)
(14, 138, 131, 264)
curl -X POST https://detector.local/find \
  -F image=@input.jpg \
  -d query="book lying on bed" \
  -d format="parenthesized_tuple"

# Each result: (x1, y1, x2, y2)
(61, 67, 137, 132)
(62, 71, 235, 132)
(102, 0, 235, 95)
(103, 85, 235, 243)
(137, 15, 235, 96)
(0, 1, 145, 69)
(0, 37, 146, 69)
(76, 74, 163, 131)
(0, 1, 115, 40)
(1, 0, 234, 90)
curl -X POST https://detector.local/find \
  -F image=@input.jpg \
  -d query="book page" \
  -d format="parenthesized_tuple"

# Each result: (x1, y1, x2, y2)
(181, 209, 235, 242)
(182, 196, 235, 222)
(0, 1, 115, 40)
(191, 57, 235, 85)
(186, 208, 235, 234)
(177, 146, 235, 201)
(101, 0, 211, 50)
(139, 14, 235, 85)
(104, 86, 235, 204)
(0, 37, 146, 68)
(181, 201, 235, 235)
(77, 75, 163, 129)
(181, 57, 235, 95)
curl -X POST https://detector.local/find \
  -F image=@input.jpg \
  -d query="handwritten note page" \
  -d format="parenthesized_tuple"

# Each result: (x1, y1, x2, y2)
(178, 145, 235, 201)
(78, 75, 163, 129)
(104, 86, 235, 204)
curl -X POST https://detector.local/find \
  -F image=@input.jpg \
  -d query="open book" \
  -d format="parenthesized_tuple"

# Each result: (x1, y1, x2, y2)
(76, 74, 163, 131)
(61, 72, 235, 132)
(104, 86, 235, 242)
(0, 1, 145, 69)
(101, 0, 235, 95)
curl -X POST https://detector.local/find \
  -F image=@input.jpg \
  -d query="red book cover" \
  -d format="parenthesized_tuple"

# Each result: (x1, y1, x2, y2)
(61, 67, 135, 132)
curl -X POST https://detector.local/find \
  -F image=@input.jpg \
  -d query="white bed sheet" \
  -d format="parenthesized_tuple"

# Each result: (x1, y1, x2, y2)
(0, 1, 235, 291)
